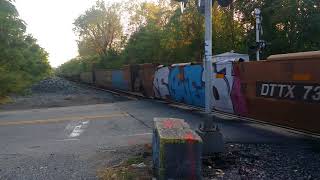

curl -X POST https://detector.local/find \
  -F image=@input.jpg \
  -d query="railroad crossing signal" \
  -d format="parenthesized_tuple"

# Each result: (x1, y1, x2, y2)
(177, 0, 233, 14)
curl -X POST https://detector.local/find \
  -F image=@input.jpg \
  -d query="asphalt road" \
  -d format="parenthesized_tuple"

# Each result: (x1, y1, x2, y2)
(0, 97, 311, 180)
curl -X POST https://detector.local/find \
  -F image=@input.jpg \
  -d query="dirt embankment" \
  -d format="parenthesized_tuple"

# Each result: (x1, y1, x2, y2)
(0, 77, 128, 111)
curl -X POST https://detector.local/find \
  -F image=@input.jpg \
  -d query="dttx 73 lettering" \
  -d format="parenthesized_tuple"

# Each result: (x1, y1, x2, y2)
(256, 82, 320, 103)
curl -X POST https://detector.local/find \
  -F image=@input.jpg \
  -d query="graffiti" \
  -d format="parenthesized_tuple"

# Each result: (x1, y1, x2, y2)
(168, 65, 187, 103)
(153, 62, 246, 112)
(77, 53, 320, 134)
(211, 62, 235, 113)
(183, 65, 205, 107)
(230, 65, 248, 116)
(153, 66, 170, 99)
(168, 64, 205, 107)
(112, 70, 129, 91)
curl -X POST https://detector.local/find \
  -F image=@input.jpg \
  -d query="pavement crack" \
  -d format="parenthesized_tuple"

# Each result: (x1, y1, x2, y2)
(126, 112, 152, 129)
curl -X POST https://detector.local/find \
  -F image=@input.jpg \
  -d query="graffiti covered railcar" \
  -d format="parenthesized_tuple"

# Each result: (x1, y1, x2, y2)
(168, 63, 205, 107)
(73, 51, 320, 134)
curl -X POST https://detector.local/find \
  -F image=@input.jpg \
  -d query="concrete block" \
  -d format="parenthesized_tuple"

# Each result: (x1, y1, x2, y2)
(152, 118, 202, 180)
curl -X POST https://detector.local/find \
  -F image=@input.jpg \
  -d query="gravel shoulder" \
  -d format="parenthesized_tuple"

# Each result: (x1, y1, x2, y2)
(98, 142, 320, 180)
(0, 77, 128, 111)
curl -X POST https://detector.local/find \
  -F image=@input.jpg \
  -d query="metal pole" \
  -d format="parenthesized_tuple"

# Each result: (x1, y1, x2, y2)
(204, 0, 213, 114)
(197, 0, 224, 154)
(255, 8, 261, 61)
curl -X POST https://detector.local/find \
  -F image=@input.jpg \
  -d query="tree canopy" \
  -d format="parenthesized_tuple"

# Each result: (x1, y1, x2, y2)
(0, 0, 51, 97)
(57, 0, 320, 76)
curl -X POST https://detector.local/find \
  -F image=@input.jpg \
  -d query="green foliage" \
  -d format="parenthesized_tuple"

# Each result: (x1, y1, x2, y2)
(73, 1, 123, 57)
(57, 0, 320, 76)
(0, 0, 51, 97)
(234, 0, 320, 59)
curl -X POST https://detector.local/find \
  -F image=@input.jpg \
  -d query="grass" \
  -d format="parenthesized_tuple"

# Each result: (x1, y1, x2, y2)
(98, 145, 153, 180)
(0, 96, 12, 105)
(126, 156, 145, 165)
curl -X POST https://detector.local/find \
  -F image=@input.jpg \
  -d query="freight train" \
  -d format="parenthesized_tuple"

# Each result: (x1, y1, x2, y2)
(64, 51, 320, 134)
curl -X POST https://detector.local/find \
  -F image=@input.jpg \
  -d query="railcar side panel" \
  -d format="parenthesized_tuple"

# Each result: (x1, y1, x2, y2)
(111, 70, 129, 91)
(94, 70, 113, 88)
(74, 51, 320, 134)
(140, 63, 158, 97)
(153, 66, 170, 99)
(235, 59, 320, 133)
(80, 72, 93, 84)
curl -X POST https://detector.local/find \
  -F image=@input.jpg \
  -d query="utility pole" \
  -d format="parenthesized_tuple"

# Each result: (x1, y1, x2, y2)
(176, 0, 225, 155)
(255, 8, 261, 61)
(197, 0, 224, 155)
(204, 0, 213, 114)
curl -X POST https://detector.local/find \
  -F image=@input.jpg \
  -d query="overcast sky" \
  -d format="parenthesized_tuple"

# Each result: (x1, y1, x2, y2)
(14, 0, 155, 67)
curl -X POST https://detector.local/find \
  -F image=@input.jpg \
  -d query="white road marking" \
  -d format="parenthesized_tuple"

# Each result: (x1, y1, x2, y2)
(68, 121, 90, 138)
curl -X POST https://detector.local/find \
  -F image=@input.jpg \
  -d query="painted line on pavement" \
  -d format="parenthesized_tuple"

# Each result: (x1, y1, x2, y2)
(0, 113, 129, 126)
(69, 120, 90, 138)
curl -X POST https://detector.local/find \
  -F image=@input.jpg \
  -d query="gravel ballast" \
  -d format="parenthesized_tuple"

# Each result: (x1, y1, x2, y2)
(0, 77, 128, 111)
(203, 142, 320, 180)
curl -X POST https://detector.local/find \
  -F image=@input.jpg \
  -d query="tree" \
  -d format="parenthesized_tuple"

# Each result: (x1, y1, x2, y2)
(0, 0, 51, 97)
(234, 0, 320, 59)
(73, 1, 123, 57)
(58, 0, 320, 76)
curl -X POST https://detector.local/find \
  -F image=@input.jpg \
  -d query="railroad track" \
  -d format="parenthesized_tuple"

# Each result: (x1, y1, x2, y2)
(70, 79, 320, 140)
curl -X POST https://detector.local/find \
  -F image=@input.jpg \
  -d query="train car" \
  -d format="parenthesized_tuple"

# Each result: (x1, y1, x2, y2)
(123, 63, 159, 96)
(139, 63, 159, 97)
(73, 51, 320, 134)
(128, 64, 141, 92)
(169, 63, 206, 107)
(153, 53, 249, 109)
(80, 72, 94, 84)
(111, 68, 130, 91)
(94, 69, 113, 89)
(153, 65, 170, 100)
(233, 51, 320, 134)
(63, 74, 80, 82)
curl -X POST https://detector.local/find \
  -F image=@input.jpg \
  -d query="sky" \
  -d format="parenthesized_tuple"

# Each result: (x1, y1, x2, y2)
(14, 0, 155, 68)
